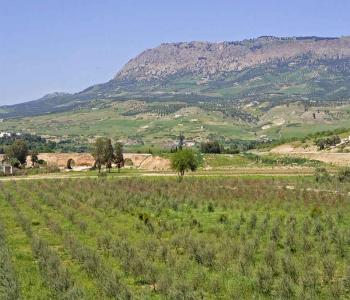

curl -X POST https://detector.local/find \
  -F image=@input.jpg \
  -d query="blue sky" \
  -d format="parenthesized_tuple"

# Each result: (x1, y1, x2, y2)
(0, 0, 349, 105)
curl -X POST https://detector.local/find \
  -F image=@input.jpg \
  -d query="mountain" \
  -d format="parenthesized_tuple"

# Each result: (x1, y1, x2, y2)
(115, 36, 350, 82)
(2, 37, 350, 146)
(1, 36, 350, 118)
(2, 36, 350, 120)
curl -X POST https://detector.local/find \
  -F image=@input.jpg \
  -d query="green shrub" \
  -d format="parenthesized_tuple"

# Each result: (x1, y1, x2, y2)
(323, 256, 336, 283)
(281, 255, 299, 283)
(218, 214, 228, 224)
(207, 202, 215, 212)
(314, 167, 331, 182)
(255, 264, 274, 295)
(273, 275, 295, 299)
(338, 167, 350, 182)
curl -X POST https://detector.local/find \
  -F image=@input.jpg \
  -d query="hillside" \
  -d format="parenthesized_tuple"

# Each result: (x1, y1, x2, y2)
(2, 36, 350, 119)
(1, 36, 350, 146)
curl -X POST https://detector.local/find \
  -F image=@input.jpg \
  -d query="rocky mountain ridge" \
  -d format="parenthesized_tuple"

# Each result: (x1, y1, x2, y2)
(115, 36, 350, 82)
(1, 36, 350, 119)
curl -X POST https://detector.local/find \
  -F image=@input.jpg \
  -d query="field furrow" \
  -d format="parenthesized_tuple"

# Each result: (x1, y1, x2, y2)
(1, 177, 350, 299)
(0, 219, 21, 300)
(1, 190, 96, 299)
(0, 198, 53, 299)
(4, 182, 134, 299)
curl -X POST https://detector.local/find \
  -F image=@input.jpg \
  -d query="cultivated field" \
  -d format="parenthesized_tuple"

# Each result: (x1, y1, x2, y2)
(0, 176, 350, 299)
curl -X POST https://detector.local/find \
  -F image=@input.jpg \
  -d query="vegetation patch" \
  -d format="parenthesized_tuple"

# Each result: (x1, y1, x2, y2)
(0, 176, 350, 298)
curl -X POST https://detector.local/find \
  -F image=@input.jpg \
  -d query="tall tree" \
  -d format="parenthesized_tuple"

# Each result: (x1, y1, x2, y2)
(30, 150, 39, 167)
(105, 139, 115, 173)
(91, 138, 107, 173)
(178, 132, 185, 151)
(114, 142, 124, 172)
(5, 139, 29, 167)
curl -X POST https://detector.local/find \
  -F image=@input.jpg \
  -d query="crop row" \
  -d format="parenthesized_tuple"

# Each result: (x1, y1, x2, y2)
(0, 221, 20, 300)
(2, 178, 350, 298)
(3, 191, 85, 299)
(7, 184, 134, 299)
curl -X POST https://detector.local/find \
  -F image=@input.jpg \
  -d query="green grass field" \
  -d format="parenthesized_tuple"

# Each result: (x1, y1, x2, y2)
(0, 176, 350, 299)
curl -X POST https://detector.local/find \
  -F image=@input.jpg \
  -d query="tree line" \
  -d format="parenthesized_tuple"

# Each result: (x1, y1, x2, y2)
(91, 138, 124, 173)
(2, 134, 212, 179)
(0, 133, 88, 154)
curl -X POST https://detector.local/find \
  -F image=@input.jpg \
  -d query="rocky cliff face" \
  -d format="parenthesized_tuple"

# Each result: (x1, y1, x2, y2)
(115, 37, 350, 82)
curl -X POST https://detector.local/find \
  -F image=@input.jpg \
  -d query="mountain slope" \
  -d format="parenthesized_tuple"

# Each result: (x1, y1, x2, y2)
(115, 36, 350, 82)
(1, 36, 350, 119)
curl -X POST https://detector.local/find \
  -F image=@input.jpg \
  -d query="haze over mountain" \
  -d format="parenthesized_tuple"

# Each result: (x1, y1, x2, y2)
(2, 36, 350, 119)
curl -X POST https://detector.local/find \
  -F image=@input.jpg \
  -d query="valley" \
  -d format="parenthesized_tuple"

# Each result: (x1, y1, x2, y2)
(1, 35, 350, 300)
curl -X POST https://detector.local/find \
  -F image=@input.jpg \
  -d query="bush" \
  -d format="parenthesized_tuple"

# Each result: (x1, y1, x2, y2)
(315, 135, 341, 150)
(337, 167, 350, 182)
(207, 202, 215, 213)
(323, 256, 336, 283)
(273, 275, 295, 299)
(314, 167, 331, 182)
(218, 214, 228, 224)
(255, 264, 274, 295)
(171, 148, 200, 177)
(200, 141, 222, 154)
(281, 256, 298, 283)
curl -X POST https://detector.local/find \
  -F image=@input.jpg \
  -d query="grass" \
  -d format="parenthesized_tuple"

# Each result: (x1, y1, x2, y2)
(204, 153, 324, 170)
(0, 176, 350, 298)
(204, 154, 255, 168)
(0, 200, 52, 299)
(0, 216, 21, 299)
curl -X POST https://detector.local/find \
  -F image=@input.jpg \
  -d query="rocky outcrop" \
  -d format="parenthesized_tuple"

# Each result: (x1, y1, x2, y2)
(115, 37, 350, 82)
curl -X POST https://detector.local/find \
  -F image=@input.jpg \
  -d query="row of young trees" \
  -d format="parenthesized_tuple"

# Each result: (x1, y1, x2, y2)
(91, 138, 124, 173)
(200, 141, 240, 154)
